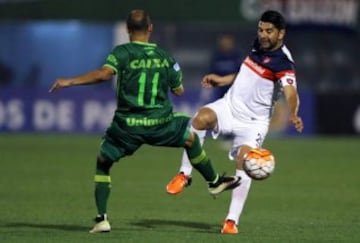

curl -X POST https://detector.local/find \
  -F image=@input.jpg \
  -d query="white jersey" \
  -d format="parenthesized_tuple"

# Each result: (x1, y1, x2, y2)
(224, 43, 297, 124)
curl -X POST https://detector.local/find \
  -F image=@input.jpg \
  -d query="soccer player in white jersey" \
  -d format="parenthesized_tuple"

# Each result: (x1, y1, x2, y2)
(166, 10, 304, 234)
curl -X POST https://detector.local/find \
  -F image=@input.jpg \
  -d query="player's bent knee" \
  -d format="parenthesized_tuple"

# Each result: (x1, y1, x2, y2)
(96, 156, 113, 174)
(192, 108, 217, 129)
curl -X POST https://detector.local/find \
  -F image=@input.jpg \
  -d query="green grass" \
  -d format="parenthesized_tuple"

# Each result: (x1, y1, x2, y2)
(0, 134, 359, 243)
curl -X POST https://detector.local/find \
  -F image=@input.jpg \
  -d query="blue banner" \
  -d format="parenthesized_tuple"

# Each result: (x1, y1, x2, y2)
(0, 87, 205, 133)
(0, 87, 116, 133)
(0, 87, 314, 135)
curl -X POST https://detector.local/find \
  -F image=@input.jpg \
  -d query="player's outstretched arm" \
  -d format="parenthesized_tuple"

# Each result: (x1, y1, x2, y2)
(283, 85, 304, 133)
(49, 67, 114, 93)
(201, 73, 236, 88)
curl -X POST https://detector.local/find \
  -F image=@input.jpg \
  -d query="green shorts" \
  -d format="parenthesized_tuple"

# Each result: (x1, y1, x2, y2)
(99, 112, 191, 162)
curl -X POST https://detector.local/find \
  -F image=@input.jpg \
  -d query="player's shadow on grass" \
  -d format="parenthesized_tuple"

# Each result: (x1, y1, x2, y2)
(5, 222, 89, 232)
(5, 219, 220, 233)
(129, 218, 219, 233)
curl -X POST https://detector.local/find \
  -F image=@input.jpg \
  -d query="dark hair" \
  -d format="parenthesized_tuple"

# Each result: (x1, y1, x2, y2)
(260, 10, 286, 30)
(126, 9, 151, 32)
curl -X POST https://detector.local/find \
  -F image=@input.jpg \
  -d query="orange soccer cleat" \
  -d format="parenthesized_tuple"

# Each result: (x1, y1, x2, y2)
(166, 172, 192, 195)
(221, 219, 238, 234)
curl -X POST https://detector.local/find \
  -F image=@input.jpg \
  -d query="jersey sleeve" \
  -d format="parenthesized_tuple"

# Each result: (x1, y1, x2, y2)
(167, 57, 183, 90)
(275, 58, 297, 88)
(103, 46, 127, 74)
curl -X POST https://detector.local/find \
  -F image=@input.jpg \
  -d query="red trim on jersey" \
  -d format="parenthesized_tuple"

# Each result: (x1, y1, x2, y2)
(243, 56, 275, 81)
(275, 70, 296, 80)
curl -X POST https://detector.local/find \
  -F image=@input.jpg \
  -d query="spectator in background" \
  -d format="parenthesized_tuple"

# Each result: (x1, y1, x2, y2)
(0, 61, 14, 86)
(207, 33, 243, 142)
(208, 33, 243, 101)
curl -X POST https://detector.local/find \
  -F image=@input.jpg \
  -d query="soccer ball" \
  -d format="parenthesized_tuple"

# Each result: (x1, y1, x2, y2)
(243, 148, 275, 180)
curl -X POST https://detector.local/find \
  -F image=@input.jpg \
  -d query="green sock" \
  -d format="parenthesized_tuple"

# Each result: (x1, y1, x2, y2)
(185, 134, 217, 182)
(94, 160, 112, 215)
(94, 180, 111, 215)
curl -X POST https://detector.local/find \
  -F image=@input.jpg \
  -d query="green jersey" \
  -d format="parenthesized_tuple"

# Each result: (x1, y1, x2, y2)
(104, 41, 182, 122)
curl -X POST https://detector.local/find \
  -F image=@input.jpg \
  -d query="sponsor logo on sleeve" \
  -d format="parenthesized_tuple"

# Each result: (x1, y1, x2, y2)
(286, 78, 294, 85)
(173, 62, 180, 71)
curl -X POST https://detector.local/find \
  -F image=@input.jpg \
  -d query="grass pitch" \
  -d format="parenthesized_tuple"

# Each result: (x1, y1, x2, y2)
(0, 134, 359, 243)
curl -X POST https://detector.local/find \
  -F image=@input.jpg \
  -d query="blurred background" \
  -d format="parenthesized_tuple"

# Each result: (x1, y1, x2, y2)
(0, 0, 359, 136)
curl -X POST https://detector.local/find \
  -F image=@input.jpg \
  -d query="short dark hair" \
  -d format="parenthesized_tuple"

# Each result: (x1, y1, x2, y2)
(126, 9, 151, 32)
(260, 10, 286, 30)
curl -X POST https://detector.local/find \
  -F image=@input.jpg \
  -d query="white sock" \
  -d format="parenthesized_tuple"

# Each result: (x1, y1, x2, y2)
(179, 126, 206, 176)
(178, 151, 193, 175)
(225, 170, 252, 225)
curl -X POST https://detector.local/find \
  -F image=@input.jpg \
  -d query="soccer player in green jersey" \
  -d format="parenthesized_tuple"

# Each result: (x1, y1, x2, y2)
(49, 9, 240, 233)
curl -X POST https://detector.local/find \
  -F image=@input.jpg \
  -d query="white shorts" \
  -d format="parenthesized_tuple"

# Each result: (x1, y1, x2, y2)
(204, 98, 269, 160)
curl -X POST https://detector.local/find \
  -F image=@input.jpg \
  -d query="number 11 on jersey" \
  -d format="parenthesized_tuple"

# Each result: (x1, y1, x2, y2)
(138, 71, 159, 106)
